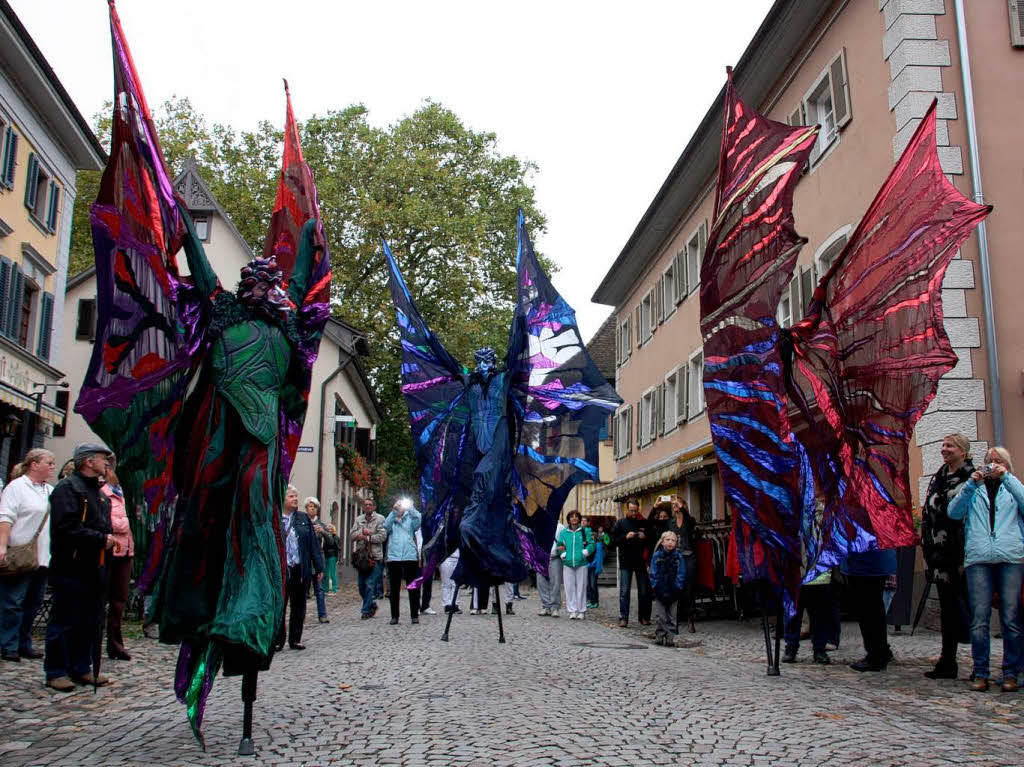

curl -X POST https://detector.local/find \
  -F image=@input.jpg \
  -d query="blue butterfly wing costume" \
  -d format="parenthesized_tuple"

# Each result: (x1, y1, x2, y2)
(386, 213, 622, 590)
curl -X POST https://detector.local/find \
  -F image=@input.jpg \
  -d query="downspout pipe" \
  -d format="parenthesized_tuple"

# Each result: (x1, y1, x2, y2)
(316, 355, 355, 504)
(953, 0, 1004, 446)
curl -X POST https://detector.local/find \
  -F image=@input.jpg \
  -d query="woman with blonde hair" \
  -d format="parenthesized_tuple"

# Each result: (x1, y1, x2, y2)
(920, 432, 975, 679)
(0, 449, 57, 661)
(949, 445, 1024, 692)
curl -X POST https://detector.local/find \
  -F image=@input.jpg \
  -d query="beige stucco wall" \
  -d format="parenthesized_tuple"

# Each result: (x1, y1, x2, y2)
(608, 0, 1022, 512)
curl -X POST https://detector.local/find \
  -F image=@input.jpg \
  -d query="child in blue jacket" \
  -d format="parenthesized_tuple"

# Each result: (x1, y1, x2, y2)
(649, 531, 687, 646)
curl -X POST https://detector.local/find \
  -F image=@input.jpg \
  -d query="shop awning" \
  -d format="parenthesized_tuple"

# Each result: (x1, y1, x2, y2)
(0, 383, 65, 426)
(592, 440, 716, 503)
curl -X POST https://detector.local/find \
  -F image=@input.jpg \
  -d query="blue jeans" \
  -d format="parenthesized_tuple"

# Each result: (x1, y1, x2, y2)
(313, 572, 327, 619)
(619, 567, 652, 623)
(357, 564, 380, 616)
(965, 562, 1024, 680)
(0, 567, 48, 655)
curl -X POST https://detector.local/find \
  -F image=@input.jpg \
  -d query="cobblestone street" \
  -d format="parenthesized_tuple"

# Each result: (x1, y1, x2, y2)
(1, 584, 1022, 766)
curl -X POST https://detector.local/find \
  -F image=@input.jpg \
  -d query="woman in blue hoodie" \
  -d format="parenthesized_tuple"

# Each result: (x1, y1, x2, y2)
(649, 531, 687, 646)
(948, 446, 1024, 692)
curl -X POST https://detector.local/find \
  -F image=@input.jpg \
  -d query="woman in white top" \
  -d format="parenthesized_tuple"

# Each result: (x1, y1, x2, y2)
(0, 449, 56, 661)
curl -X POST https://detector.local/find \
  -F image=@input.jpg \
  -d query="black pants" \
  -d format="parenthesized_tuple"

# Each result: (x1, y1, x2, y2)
(849, 574, 888, 665)
(388, 560, 420, 620)
(277, 565, 309, 647)
(936, 574, 969, 667)
(44, 575, 100, 680)
(106, 556, 132, 656)
(420, 570, 433, 610)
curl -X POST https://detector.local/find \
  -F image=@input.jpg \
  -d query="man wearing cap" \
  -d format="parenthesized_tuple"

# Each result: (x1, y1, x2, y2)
(43, 443, 114, 692)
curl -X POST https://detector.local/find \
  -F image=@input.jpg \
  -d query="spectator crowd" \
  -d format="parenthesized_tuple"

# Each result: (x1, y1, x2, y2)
(1, 431, 1022, 694)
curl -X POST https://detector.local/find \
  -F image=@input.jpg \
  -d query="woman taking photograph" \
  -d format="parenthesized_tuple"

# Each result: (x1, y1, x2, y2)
(920, 433, 974, 680)
(0, 449, 57, 661)
(948, 446, 1024, 692)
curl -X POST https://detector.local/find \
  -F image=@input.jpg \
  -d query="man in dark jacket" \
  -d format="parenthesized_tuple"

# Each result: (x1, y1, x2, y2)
(611, 500, 652, 627)
(44, 443, 114, 692)
(274, 485, 324, 651)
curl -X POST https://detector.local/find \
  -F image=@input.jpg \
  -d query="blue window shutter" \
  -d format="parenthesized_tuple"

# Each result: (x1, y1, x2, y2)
(46, 181, 59, 232)
(6, 264, 23, 342)
(0, 258, 9, 337)
(23, 153, 38, 211)
(36, 291, 53, 360)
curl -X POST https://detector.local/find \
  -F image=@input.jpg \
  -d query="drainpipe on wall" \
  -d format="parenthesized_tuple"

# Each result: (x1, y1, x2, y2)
(953, 0, 1004, 446)
(315, 355, 355, 505)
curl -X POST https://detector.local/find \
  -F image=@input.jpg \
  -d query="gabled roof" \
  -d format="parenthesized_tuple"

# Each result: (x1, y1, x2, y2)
(66, 159, 254, 291)
(174, 157, 254, 259)
(0, 0, 105, 169)
(586, 312, 617, 383)
(591, 0, 832, 307)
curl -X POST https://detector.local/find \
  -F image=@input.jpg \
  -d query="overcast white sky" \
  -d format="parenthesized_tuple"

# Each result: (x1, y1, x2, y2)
(11, 0, 774, 340)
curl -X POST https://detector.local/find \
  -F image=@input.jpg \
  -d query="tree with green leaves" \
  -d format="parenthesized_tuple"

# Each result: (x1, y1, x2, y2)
(70, 97, 546, 494)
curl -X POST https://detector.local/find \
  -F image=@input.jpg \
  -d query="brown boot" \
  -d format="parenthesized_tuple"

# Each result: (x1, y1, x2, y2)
(1001, 677, 1018, 692)
(970, 677, 989, 692)
(72, 672, 110, 687)
(45, 676, 76, 693)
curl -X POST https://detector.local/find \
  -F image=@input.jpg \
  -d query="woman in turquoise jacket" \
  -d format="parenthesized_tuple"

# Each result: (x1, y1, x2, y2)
(948, 446, 1024, 692)
(557, 511, 595, 620)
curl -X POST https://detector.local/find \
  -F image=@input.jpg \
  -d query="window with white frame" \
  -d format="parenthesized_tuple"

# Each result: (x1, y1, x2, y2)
(663, 369, 678, 433)
(639, 291, 653, 345)
(639, 389, 656, 447)
(687, 351, 705, 419)
(816, 233, 847, 276)
(661, 262, 676, 320)
(615, 406, 632, 459)
(803, 50, 851, 165)
(617, 315, 631, 365)
(23, 154, 60, 233)
(193, 214, 211, 242)
(777, 291, 793, 329)
(685, 221, 707, 295)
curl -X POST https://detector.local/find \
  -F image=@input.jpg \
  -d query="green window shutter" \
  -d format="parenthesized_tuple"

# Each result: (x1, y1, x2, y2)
(46, 181, 60, 232)
(23, 153, 38, 211)
(36, 291, 54, 360)
(1, 128, 17, 188)
(0, 258, 9, 336)
(6, 264, 23, 342)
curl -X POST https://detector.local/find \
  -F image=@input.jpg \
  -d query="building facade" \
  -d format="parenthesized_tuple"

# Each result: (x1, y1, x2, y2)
(56, 160, 381, 554)
(0, 1, 104, 479)
(592, 0, 1023, 539)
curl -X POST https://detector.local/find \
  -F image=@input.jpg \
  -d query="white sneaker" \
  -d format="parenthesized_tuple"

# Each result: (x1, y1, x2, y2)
(421, 607, 437, 615)
(578, 612, 585, 621)
(538, 608, 551, 616)
(551, 610, 560, 618)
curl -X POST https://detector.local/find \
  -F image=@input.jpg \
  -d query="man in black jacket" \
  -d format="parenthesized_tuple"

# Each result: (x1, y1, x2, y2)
(44, 443, 115, 692)
(611, 499, 652, 627)
(274, 485, 324, 651)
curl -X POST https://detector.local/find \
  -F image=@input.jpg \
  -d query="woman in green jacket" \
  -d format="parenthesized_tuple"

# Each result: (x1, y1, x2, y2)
(557, 511, 595, 620)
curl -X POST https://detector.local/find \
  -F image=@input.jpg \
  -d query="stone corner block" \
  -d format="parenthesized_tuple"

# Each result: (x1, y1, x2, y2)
(893, 91, 957, 128)
(894, 118, 949, 157)
(889, 39, 951, 79)
(944, 317, 980, 348)
(884, 0, 947, 30)
(937, 145, 963, 175)
(943, 259, 974, 289)
(940, 289, 967, 318)
(884, 14, 938, 59)
(915, 410, 977, 446)
(935, 378, 986, 412)
(889, 66, 943, 109)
